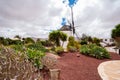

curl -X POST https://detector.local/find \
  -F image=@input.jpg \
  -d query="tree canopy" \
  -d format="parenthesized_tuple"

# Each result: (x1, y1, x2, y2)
(49, 30, 67, 46)
(111, 24, 120, 38)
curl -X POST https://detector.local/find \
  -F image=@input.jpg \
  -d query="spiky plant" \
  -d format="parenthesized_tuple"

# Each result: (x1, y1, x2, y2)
(0, 48, 42, 80)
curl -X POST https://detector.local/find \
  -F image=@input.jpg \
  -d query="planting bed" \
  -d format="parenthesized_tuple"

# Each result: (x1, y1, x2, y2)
(55, 52, 120, 80)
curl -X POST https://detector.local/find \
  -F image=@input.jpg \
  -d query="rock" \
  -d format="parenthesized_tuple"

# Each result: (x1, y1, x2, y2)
(76, 54, 80, 57)
(50, 69, 60, 80)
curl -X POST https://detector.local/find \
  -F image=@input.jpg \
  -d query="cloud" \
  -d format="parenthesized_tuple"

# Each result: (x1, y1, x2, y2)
(74, 0, 120, 38)
(0, 0, 120, 38)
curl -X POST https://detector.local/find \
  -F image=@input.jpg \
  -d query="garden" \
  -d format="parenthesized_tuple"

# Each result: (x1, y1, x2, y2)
(0, 25, 120, 80)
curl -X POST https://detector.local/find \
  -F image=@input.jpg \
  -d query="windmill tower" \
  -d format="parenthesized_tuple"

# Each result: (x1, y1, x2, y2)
(62, 0, 80, 40)
(59, 25, 72, 49)
(70, 6, 80, 40)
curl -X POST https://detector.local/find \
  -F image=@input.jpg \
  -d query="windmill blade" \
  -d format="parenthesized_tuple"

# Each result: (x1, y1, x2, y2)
(75, 31, 81, 40)
(67, 19, 72, 30)
(67, 19, 71, 25)
(74, 25, 82, 28)
(42, 29, 53, 32)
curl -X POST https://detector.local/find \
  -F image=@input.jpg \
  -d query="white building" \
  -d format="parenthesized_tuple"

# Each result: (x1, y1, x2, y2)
(59, 25, 72, 49)
(101, 38, 114, 46)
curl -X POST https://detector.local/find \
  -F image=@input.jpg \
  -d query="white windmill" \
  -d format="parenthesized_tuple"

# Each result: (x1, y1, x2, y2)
(60, 0, 80, 40)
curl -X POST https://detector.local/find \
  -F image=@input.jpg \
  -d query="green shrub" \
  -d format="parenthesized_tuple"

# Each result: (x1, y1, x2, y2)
(80, 40, 87, 45)
(67, 46, 77, 52)
(67, 36, 80, 52)
(92, 37, 101, 46)
(67, 37, 75, 47)
(74, 41, 81, 49)
(26, 43, 47, 53)
(12, 40, 23, 45)
(10, 44, 25, 52)
(41, 40, 54, 47)
(23, 37, 35, 44)
(80, 44, 110, 59)
(68, 36, 74, 42)
(0, 46, 2, 51)
(26, 49, 45, 69)
(90, 46, 110, 59)
(80, 45, 90, 55)
(50, 47, 55, 51)
(55, 46, 64, 54)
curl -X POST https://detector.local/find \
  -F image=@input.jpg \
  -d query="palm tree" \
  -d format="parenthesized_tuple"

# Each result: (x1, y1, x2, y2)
(49, 30, 67, 47)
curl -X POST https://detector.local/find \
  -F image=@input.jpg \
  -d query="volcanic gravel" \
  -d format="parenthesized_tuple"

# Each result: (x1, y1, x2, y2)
(55, 52, 120, 80)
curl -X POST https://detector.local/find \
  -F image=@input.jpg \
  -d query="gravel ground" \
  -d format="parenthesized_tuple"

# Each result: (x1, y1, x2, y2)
(55, 52, 120, 80)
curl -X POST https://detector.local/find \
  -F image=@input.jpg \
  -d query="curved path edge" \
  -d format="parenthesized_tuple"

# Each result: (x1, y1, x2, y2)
(98, 60, 120, 80)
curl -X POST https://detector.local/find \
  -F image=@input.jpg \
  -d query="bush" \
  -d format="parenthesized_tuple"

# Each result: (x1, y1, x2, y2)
(23, 37, 35, 44)
(55, 47, 64, 54)
(67, 36, 80, 52)
(80, 40, 87, 45)
(10, 44, 25, 52)
(92, 37, 101, 46)
(0, 46, 2, 51)
(68, 36, 74, 42)
(26, 49, 45, 69)
(80, 44, 110, 59)
(79, 45, 90, 55)
(26, 43, 47, 53)
(0, 48, 41, 80)
(90, 46, 110, 59)
(12, 40, 23, 45)
(50, 47, 55, 51)
(74, 41, 81, 49)
(67, 46, 77, 52)
(41, 40, 54, 47)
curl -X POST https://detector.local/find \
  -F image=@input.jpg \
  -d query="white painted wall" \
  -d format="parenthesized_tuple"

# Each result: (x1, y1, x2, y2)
(102, 38, 114, 45)
(60, 31, 72, 50)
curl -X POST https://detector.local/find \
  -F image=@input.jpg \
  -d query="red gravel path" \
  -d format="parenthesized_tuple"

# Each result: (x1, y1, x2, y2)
(55, 52, 120, 80)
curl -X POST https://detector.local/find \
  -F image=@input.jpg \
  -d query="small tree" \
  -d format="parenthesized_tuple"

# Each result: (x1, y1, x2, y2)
(0, 37, 5, 45)
(88, 36, 93, 43)
(14, 35, 21, 40)
(67, 36, 80, 52)
(49, 30, 67, 47)
(60, 33, 67, 47)
(23, 37, 35, 44)
(92, 37, 100, 46)
(111, 24, 120, 54)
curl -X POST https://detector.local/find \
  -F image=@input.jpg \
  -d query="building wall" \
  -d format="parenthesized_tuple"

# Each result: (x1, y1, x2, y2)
(61, 31, 72, 37)
(102, 38, 114, 45)
(60, 31, 72, 50)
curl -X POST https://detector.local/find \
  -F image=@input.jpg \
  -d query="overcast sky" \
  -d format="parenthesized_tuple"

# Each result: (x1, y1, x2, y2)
(0, 0, 120, 38)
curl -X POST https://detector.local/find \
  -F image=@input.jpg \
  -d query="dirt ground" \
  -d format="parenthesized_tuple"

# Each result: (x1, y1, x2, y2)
(55, 52, 120, 80)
